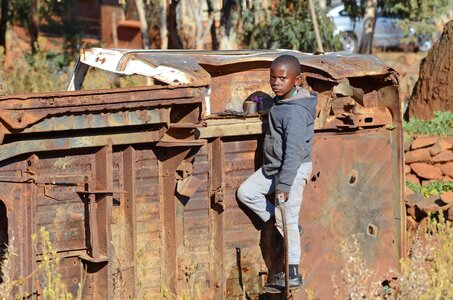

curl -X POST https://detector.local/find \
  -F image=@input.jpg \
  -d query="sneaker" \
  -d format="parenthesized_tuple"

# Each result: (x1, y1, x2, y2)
(264, 272, 302, 293)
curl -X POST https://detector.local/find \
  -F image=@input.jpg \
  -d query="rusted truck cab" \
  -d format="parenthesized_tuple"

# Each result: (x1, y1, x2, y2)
(0, 49, 405, 299)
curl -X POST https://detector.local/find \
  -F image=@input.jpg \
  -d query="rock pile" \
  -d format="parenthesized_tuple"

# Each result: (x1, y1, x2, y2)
(404, 135, 453, 230)
(405, 135, 453, 184)
(405, 190, 453, 231)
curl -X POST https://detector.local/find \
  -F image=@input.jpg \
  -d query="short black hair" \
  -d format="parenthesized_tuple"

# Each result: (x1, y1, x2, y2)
(272, 55, 301, 75)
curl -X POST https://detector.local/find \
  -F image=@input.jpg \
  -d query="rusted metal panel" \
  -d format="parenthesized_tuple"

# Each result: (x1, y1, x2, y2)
(208, 138, 226, 298)
(222, 138, 265, 298)
(0, 49, 404, 300)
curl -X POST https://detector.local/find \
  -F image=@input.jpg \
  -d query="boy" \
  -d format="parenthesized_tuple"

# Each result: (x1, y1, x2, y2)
(237, 54, 317, 290)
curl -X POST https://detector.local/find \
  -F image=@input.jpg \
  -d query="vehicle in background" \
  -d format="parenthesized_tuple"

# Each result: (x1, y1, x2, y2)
(328, 4, 434, 52)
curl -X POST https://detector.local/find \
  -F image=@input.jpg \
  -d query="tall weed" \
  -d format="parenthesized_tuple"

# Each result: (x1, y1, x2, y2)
(334, 215, 452, 299)
(33, 226, 73, 300)
(398, 214, 452, 300)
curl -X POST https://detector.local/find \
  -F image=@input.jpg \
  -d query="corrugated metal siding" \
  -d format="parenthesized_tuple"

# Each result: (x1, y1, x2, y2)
(182, 146, 211, 293)
(223, 137, 264, 298)
(133, 147, 161, 297)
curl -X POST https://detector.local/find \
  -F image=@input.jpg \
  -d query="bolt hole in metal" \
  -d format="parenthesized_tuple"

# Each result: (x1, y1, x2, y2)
(348, 170, 358, 186)
(367, 223, 378, 237)
(358, 117, 373, 124)
(311, 171, 320, 182)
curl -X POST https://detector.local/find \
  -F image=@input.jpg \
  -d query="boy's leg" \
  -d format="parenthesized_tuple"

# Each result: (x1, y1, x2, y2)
(237, 168, 276, 222)
(274, 162, 312, 265)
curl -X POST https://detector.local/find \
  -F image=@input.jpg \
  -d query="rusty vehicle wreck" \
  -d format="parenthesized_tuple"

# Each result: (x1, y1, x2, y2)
(0, 49, 405, 299)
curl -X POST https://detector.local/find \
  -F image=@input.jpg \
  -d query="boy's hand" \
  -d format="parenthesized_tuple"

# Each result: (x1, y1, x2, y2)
(276, 189, 289, 202)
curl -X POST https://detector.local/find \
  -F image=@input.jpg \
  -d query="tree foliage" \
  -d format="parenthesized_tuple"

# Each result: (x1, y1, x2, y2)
(4, 0, 90, 64)
(381, 0, 451, 41)
(241, 0, 341, 52)
(344, 0, 451, 44)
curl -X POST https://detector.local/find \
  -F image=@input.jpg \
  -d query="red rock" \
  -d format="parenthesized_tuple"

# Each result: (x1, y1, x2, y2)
(444, 136, 453, 145)
(440, 162, 453, 177)
(440, 192, 453, 204)
(406, 173, 420, 185)
(430, 140, 452, 156)
(415, 195, 442, 213)
(443, 176, 453, 182)
(404, 164, 411, 175)
(410, 163, 443, 180)
(411, 136, 439, 149)
(406, 216, 418, 231)
(422, 179, 438, 186)
(405, 186, 414, 197)
(442, 203, 453, 211)
(404, 140, 412, 152)
(417, 217, 428, 233)
(406, 207, 416, 219)
(432, 150, 453, 163)
(405, 148, 431, 163)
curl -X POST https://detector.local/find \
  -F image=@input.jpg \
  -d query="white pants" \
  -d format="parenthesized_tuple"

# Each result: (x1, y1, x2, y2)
(237, 162, 312, 265)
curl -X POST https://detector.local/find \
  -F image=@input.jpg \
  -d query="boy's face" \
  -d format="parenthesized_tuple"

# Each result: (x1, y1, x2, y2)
(269, 62, 302, 99)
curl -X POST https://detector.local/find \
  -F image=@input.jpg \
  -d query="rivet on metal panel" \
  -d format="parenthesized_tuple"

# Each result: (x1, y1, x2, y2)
(367, 223, 378, 237)
(22, 154, 39, 181)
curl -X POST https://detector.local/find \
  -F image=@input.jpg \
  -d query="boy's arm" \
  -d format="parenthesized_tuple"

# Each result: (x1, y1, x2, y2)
(276, 109, 308, 194)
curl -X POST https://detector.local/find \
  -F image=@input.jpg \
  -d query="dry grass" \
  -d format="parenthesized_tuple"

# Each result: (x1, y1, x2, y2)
(398, 214, 453, 300)
(0, 39, 147, 96)
(33, 227, 73, 300)
(333, 215, 452, 300)
(332, 234, 383, 299)
(0, 227, 73, 300)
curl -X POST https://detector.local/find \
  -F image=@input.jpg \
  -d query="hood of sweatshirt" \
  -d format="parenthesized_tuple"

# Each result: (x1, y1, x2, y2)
(274, 87, 317, 120)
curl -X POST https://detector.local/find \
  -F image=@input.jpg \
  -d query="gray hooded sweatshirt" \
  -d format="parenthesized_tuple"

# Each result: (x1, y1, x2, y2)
(262, 87, 317, 193)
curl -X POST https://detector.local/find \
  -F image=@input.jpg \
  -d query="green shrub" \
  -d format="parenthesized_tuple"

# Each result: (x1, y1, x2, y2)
(0, 41, 69, 95)
(0, 42, 146, 95)
(241, 0, 342, 52)
(406, 181, 453, 198)
(404, 111, 453, 137)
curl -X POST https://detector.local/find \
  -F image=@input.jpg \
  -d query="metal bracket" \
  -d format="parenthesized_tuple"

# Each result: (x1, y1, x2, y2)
(211, 184, 225, 210)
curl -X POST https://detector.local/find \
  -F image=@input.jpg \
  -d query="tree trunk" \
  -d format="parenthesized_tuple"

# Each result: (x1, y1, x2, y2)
(0, 0, 8, 48)
(168, 0, 183, 49)
(408, 20, 453, 120)
(135, 0, 150, 49)
(160, 0, 168, 49)
(207, 0, 218, 50)
(358, 0, 377, 54)
(29, 0, 39, 54)
(219, 0, 237, 50)
(308, 0, 324, 52)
